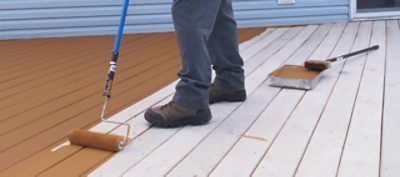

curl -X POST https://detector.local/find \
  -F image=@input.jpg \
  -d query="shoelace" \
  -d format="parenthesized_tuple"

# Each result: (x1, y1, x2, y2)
(160, 102, 174, 110)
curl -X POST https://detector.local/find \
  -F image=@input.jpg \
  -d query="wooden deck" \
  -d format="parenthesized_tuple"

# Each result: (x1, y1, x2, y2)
(1, 19, 399, 177)
(0, 28, 265, 176)
(82, 20, 398, 177)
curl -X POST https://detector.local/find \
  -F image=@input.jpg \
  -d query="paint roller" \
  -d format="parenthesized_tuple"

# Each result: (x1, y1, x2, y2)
(268, 45, 380, 90)
(67, 0, 131, 152)
(304, 45, 379, 72)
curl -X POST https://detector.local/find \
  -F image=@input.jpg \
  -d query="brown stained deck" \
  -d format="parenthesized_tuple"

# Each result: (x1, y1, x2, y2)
(0, 28, 266, 176)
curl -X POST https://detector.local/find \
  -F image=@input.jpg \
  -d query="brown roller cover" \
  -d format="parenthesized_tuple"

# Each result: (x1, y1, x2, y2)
(67, 129, 125, 152)
(304, 60, 331, 72)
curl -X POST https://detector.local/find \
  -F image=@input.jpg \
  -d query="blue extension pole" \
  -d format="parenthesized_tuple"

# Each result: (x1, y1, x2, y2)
(103, 0, 130, 98)
(113, 0, 130, 53)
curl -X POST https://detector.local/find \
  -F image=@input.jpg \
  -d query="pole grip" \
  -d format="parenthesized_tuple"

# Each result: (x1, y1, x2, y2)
(103, 52, 119, 97)
(327, 45, 379, 62)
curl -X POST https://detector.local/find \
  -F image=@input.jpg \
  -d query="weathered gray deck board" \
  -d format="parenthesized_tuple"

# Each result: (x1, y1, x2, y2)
(381, 20, 400, 177)
(87, 20, 397, 177)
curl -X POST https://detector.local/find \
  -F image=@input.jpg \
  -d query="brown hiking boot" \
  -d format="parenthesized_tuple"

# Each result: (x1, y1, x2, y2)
(209, 84, 247, 104)
(144, 102, 212, 127)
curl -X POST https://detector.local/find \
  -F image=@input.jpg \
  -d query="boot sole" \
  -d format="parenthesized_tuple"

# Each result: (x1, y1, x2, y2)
(144, 109, 212, 128)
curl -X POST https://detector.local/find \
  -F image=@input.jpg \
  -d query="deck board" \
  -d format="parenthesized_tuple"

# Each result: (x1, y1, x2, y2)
(337, 21, 385, 177)
(0, 36, 169, 118)
(165, 25, 318, 177)
(0, 36, 178, 146)
(289, 23, 349, 177)
(0, 35, 148, 99)
(45, 29, 275, 177)
(250, 24, 337, 177)
(292, 22, 361, 177)
(89, 21, 396, 177)
(210, 89, 304, 177)
(0, 37, 96, 77)
(0, 28, 263, 176)
(332, 21, 372, 177)
(88, 28, 295, 176)
(211, 23, 346, 177)
(380, 20, 400, 177)
(1, 20, 397, 177)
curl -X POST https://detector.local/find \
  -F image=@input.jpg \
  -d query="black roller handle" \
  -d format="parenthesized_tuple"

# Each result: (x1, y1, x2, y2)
(103, 51, 119, 98)
(326, 45, 379, 62)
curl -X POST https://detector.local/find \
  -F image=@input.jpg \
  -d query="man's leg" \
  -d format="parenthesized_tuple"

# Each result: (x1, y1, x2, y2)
(207, 0, 246, 104)
(144, 0, 223, 127)
(171, 0, 224, 109)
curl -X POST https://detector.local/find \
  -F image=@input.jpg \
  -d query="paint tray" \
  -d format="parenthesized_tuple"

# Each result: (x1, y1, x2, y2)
(267, 65, 323, 90)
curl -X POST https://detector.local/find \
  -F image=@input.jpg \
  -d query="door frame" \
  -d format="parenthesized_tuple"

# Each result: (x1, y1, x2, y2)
(351, 0, 400, 20)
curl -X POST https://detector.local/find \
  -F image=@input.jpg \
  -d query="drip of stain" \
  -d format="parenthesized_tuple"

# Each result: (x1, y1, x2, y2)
(242, 135, 268, 142)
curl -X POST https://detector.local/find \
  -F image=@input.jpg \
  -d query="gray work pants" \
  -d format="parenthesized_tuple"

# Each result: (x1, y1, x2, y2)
(171, 0, 245, 109)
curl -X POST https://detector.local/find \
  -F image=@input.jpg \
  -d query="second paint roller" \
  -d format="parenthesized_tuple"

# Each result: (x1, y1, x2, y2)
(304, 45, 380, 71)
(268, 45, 380, 90)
